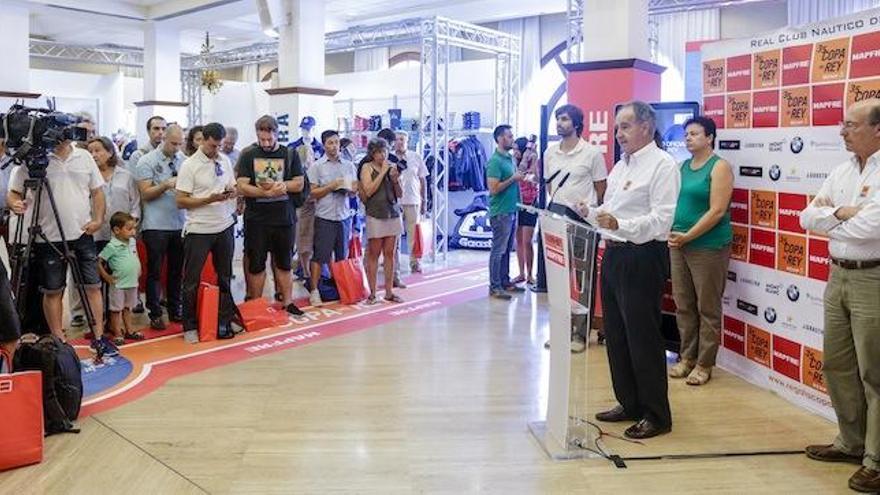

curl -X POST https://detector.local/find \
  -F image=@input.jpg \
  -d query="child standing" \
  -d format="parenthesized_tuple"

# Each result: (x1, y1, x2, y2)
(98, 212, 145, 345)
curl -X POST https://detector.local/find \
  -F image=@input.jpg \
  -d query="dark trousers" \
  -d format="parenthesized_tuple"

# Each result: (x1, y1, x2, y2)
(601, 240, 672, 428)
(143, 230, 184, 320)
(181, 226, 234, 332)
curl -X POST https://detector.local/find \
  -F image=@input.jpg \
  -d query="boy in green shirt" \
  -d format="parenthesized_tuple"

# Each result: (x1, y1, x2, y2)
(99, 212, 144, 345)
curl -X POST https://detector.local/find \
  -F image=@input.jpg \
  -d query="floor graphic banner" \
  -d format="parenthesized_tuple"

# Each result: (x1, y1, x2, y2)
(702, 8, 880, 420)
(77, 265, 489, 416)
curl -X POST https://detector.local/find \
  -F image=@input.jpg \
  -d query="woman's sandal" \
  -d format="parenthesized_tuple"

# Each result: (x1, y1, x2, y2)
(384, 294, 404, 303)
(123, 331, 146, 341)
(366, 295, 379, 305)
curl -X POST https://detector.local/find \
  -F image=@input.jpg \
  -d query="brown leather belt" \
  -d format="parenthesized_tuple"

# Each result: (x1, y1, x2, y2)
(831, 258, 880, 270)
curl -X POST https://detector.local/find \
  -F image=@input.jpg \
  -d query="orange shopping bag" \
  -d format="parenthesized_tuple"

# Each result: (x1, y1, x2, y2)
(197, 282, 219, 342)
(330, 258, 369, 305)
(0, 349, 44, 471)
(238, 298, 291, 332)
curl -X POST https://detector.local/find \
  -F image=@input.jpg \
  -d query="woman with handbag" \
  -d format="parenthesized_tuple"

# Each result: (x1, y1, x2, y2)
(359, 138, 404, 304)
(513, 136, 539, 286)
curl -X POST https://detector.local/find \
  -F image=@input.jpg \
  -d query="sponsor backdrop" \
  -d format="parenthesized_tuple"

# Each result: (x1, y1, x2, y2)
(701, 8, 880, 420)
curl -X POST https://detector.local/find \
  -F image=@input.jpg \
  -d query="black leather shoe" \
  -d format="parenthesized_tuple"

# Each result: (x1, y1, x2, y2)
(595, 405, 637, 423)
(218, 324, 235, 340)
(624, 419, 671, 439)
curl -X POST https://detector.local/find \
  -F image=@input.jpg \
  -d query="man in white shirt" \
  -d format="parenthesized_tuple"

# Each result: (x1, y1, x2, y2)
(545, 104, 608, 352)
(801, 99, 880, 494)
(578, 101, 679, 439)
(7, 140, 114, 356)
(176, 123, 238, 343)
(394, 131, 428, 273)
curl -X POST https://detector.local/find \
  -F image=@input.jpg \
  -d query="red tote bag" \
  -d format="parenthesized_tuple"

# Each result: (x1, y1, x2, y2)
(0, 350, 44, 471)
(197, 282, 219, 342)
(330, 258, 369, 305)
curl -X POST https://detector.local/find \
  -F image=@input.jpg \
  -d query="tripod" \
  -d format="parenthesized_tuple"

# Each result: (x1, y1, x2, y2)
(9, 166, 99, 347)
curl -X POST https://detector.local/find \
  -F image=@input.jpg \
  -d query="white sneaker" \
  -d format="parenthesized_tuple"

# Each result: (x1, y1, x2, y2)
(310, 289, 323, 307)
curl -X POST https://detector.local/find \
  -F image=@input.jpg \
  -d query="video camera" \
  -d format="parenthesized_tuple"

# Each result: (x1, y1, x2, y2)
(0, 104, 88, 177)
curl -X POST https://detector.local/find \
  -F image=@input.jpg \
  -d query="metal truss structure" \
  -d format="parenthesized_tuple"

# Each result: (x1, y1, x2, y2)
(566, 0, 584, 64)
(29, 17, 520, 261)
(181, 70, 203, 126)
(29, 39, 143, 67)
(419, 17, 519, 262)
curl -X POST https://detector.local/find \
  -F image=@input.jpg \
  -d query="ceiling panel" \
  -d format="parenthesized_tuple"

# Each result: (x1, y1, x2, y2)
(25, 0, 567, 52)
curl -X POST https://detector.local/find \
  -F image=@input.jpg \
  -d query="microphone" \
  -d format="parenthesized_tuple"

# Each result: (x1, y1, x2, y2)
(547, 172, 571, 210)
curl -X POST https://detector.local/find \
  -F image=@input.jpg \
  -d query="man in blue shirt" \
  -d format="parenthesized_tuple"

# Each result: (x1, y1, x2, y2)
(307, 130, 358, 306)
(486, 125, 524, 300)
(135, 124, 187, 329)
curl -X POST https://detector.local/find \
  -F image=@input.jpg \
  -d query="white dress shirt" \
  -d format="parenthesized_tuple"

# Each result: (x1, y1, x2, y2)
(799, 150, 880, 260)
(586, 142, 680, 244)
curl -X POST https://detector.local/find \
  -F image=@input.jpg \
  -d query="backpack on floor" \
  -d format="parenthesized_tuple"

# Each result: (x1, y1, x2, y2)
(14, 333, 83, 435)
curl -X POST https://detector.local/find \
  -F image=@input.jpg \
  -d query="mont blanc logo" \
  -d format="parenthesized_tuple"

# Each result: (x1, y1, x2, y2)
(790, 136, 804, 154)
(769, 164, 782, 181)
(765, 282, 782, 295)
(764, 306, 778, 324)
(769, 140, 786, 152)
(787, 284, 800, 302)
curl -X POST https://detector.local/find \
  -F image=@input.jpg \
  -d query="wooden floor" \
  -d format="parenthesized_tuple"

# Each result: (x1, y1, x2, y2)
(1, 258, 857, 494)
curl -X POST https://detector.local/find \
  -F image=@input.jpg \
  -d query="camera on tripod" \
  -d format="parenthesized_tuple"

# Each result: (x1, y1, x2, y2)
(0, 104, 88, 177)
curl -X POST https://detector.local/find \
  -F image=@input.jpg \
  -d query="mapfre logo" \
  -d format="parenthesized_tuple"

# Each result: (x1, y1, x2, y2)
(812, 83, 846, 126)
(850, 31, 880, 79)
(808, 238, 830, 282)
(750, 228, 777, 269)
(723, 316, 746, 356)
(777, 192, 807, 234)
(772, 334, 802, 382)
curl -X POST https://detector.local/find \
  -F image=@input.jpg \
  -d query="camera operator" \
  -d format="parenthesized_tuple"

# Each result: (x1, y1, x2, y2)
(6, 137, 114, 355)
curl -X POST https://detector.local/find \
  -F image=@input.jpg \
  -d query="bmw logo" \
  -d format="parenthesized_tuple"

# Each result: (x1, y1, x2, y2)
(790, 137, 804, 154)
(764, 307, 777, 324)
(769, 164, 781, 181)
(787, 285, 800, 302)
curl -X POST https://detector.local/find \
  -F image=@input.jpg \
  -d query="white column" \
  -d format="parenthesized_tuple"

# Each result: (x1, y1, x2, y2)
(582, 0, 650, 62)
(269, 0, 335, 144)
(136, 21, 187, 145)
(0, 4, 38, 105)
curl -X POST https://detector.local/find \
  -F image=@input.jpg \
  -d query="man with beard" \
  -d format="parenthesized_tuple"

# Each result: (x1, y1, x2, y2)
(544, 104, 608, 352)
(486, 124, 523, 300)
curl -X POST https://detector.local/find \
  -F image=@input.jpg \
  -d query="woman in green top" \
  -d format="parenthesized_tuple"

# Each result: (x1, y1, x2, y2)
(668, 116, 734, 386)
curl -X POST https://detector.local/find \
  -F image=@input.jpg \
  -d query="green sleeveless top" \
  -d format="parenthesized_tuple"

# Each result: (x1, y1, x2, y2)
(672, 155, 732, 250)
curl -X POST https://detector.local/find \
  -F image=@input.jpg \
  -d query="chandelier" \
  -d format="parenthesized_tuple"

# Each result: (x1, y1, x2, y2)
(200, 32, 223, 94)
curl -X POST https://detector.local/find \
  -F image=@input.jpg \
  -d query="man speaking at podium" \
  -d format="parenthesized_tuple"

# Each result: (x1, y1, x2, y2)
(577, 101, 680, 439)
